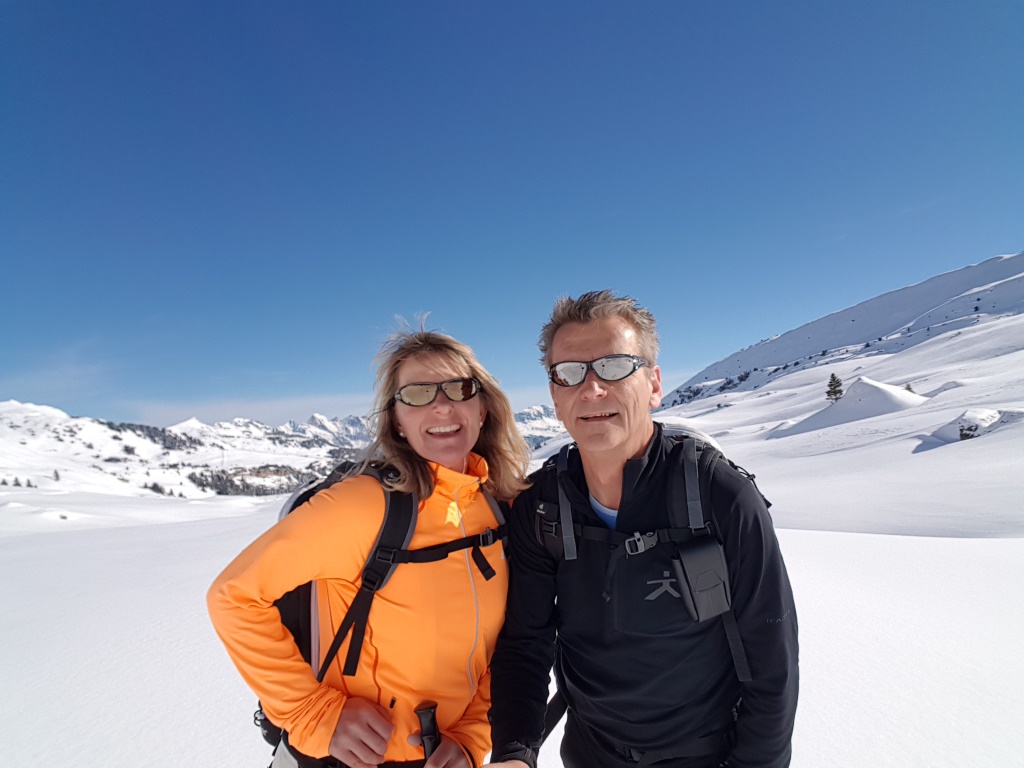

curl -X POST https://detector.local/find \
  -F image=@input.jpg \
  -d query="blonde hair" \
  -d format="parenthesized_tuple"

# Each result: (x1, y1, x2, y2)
(538, 289, 659, 368)
(363, 328, 531, 501)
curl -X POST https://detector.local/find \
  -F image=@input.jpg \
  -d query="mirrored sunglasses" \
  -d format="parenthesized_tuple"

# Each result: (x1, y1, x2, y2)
(548, 354, 648, 387)
(394, 377, 482, 407)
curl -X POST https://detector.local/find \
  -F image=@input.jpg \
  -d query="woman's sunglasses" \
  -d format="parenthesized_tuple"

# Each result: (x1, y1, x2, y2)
(394, 377, 482, 407)
(548, 354, 648, 387)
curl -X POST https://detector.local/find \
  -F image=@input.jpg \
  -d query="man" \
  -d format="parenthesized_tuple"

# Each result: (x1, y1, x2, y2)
(488, 291, 798, 768)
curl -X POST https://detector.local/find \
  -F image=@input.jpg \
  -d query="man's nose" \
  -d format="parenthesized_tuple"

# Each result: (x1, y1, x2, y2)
(577, 369, 608, 398)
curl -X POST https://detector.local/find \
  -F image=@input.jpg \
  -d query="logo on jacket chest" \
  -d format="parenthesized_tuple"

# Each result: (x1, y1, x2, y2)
(445, 501, 463, 527)
(645, 570, 681, 601)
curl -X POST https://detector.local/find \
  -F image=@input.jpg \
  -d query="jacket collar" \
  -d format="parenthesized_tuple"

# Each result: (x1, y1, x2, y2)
(430, 452, 488, 499)
(560, 421, 669, 510)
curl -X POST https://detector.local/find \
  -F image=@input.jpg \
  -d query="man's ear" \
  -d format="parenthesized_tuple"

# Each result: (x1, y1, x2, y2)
(648, 364, 663, 410)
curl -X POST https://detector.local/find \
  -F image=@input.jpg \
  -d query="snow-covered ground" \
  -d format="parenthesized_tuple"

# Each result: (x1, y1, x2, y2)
(2, 492, 1020, 767)
(3, 253, 1022, 766)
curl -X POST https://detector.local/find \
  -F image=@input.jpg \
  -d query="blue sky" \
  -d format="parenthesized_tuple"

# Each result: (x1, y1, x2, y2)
(2, 0, 1021, 427)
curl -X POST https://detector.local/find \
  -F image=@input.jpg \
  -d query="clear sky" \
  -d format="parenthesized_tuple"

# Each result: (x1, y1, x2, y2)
(2, 0, 1021, 427)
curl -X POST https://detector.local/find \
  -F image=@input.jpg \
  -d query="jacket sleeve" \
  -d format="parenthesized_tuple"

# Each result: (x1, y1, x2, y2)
(716, 467, 799, 768)
(446, 665, 492, 768)
(488, 486, 557, 768)
(206, 478, 384, 759)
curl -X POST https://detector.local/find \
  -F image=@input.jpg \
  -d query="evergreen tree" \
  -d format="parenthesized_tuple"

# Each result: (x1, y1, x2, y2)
(53, 469, 61, 482)
(905, 383, 915, 394)
(0, 479, 7, 486)
(12, 477, 21, 487)
(826, 373, 844, 404)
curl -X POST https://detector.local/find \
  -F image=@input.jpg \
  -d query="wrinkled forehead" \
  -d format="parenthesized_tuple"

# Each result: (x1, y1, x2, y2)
(396, 351, 472, 385)
(550, 317, 641, 362)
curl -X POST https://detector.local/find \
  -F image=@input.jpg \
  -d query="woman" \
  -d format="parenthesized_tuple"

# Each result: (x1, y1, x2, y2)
(208, 330, 531, 768)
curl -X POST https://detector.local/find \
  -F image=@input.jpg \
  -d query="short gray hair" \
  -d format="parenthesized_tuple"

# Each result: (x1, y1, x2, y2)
(538, 289, 659, 368)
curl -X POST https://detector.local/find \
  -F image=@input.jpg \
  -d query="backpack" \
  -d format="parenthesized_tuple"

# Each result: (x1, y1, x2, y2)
(254, 461, 508, 766)
(534, 426, 766, 737)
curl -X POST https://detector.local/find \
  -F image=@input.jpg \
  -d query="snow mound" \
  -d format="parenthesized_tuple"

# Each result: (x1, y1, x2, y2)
(772, 377, 928, 437)
(932, 408, 1024, 443)
(0, 400, 72, 421)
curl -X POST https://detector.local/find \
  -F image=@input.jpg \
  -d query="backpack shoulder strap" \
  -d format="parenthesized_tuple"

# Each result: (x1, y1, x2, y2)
(533, 446, 577, 561)
(315, 467, 418, 680)
(278, 460, 361, 522)
(555, 445, 579, 561)
(666, 436, 752, 683)
(665, 436, 720, 532)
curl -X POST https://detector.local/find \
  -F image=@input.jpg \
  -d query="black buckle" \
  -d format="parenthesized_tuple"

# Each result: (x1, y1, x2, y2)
(374, 546, 397, 564)
(361, 571, 385, 591)
(538, 519, 558, 537)
(479, 527, 496, 547)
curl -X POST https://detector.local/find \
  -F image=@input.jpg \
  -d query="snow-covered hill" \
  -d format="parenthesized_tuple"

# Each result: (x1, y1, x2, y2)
(663, 251, 1024, 408)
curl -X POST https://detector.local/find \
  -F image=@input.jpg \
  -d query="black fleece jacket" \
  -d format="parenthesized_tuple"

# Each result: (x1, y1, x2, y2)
(490, 423, 799, 768)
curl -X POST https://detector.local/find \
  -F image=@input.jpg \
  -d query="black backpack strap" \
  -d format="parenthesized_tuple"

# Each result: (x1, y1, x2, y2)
(721, 608, 752, 682)
(542, 689, 568, 744)
(555, 445, 578, 561)
(666, 437, 718, 532)
(315, 481, 418, 681)
(666, 437, 752, 683)
(388, 525, 507, 571)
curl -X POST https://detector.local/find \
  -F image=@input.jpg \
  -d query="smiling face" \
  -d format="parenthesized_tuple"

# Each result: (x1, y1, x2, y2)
(548, 316, 663, 465)
(393, 353, 488, 473)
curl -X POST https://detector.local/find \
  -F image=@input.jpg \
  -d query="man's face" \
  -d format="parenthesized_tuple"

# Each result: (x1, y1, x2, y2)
(548, 316, 663, 463)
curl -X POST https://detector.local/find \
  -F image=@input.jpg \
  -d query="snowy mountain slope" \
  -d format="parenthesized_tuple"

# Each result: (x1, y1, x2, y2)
(656, 307, 1024, 536)
(663, 250, 1024, 408)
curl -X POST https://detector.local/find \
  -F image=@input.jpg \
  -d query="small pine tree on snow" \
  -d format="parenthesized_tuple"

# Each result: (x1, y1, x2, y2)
(13, 477, 22, 487)
(0, 478, 7, 486)
(905, 383, 915, 393)
(25, 479, 34, 488)
(826, 373, 844, 404)
(53, 469, 61, 482)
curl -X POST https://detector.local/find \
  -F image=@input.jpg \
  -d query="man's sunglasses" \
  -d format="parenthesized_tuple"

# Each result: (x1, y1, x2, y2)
(548, 354, 648, 387)
(394, 377, 482, 407)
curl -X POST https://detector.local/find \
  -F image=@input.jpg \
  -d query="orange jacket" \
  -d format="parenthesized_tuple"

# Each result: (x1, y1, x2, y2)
(207, 454, 507, 765)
